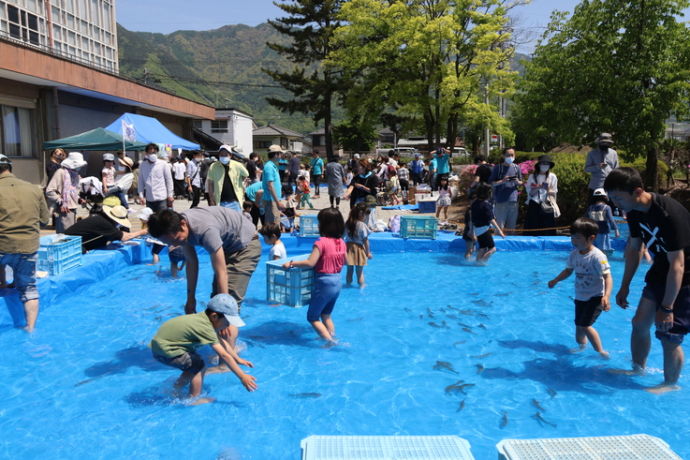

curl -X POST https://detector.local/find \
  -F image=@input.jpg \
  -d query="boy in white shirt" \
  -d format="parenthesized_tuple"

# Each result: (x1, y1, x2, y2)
(548, 217, 613, 358)
(259, 223, 287, 260)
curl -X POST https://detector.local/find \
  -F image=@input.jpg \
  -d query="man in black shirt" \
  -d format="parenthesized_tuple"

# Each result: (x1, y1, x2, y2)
(605, 167, 690, 393)
(65, 205, 147, 252)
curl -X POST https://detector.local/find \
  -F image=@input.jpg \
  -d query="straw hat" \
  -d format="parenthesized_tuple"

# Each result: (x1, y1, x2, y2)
(102, 205, 132, 228)
(61, 152, 87, 170)
(118, 156, 134, 169)
(268, 144, 283, 153)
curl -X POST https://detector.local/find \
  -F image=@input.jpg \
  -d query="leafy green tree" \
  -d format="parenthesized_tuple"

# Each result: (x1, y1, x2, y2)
(329, 0, 517, 151)
(264, 0, 343, 158)
(512, 0, 690, 189)
(333, 117, 377, 152)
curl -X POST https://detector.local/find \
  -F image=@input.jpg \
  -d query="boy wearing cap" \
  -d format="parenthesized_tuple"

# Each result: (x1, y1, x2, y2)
(151, 294, 257, 404)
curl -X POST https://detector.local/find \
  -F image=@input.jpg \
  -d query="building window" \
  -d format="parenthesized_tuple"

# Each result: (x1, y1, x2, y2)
(211, 120, 228, 133)
(7, 5, 41, 45)
(256, 140, 271, 149)
(312, 135, 323, 146)
(1, 105, 35, 157)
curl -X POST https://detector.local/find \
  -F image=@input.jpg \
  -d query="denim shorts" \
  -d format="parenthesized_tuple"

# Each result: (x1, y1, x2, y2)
(0, 252, 38, 303)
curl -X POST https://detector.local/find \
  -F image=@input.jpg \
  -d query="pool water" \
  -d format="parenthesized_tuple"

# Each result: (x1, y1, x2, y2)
(1, 250, 688, 459)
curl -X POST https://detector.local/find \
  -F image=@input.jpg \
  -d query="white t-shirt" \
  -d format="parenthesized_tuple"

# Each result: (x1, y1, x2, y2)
(567, 246, 611, 300)
(173, 162, 186, 180)
(270, 240, 287, 260)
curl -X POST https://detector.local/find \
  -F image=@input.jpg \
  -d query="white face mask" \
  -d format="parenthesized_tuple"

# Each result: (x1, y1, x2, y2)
(539, 164, 550, 173)
(219, 156, 230, 165)
(146, 154, 157, 162)
(504, 157, 514, 165)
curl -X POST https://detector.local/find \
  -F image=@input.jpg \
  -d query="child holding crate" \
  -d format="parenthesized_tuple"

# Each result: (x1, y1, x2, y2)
(344, 203, 373, 287)
(283, 208, 346, 345)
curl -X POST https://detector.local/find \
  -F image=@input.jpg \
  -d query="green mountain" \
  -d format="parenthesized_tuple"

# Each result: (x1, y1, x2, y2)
(117, 23, 531, 135)
(117, 23, 320, 133)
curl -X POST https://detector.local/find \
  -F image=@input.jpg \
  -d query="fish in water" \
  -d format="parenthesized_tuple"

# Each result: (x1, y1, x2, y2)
(495, 292, 510, 297)
(445, 381, 475, 395)
(446, 314, 459, 320)
(478, 323, 487, 330)
(499, 411, 509, 428)
(458, 309, 476, 316)
(428, 321, 444, 328)
(404, 307, 411, 312)
(426, 307, 435, 318)
(462, 327, 475, 334)
(471, 299, 491, 306)
(532, 412, 557, 428)
(475, 364, 485, 374)
(456, 400, 466, 412)
(476, 312, 490, 319)
(458, 322, 473, 329)
(289, 393, 322, 399)
(546, 387, 557, 398)
(531, 399, 546, 412)
(452, 340, 466, 346)
(74, 378, 94, 387)
(471, 352, 492, 359)
(433, 361, 458, 374)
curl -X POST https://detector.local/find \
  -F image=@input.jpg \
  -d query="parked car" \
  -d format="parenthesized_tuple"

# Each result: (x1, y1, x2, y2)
(452, 147, 469, 157)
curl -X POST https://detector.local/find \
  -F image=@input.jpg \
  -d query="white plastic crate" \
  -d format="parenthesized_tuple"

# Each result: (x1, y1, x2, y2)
(266, 256, 313, 307)
(299, 214, 320, 237)
(301, 435, 475, 460)
(37, 234, 82, 276)
(400, 215, 438, 239)
(497, 434, 681, 460)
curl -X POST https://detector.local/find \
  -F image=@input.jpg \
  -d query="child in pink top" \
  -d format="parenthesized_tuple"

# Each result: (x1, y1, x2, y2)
(284, 207, 345, 344)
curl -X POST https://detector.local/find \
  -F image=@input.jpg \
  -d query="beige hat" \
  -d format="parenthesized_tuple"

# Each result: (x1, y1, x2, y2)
(118, 156, 134, 168)
(596, 133, 614, 146)
(268, 144, 283, 153)
(102, 205, 132, 228)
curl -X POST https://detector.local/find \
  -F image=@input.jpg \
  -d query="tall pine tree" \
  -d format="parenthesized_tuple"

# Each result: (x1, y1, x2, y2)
(264, 0, 342, 159)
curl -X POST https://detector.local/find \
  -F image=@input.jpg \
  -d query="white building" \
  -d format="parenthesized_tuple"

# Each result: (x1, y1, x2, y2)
(194, 108, 254, 154)
(0, 0, 118, 73)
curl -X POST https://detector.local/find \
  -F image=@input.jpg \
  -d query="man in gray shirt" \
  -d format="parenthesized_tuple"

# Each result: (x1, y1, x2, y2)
(585, 133, 619, 196)
(148, 206, 261, 348)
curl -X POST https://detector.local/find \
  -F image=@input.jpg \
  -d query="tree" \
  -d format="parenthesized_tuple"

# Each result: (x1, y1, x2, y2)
(512, 0, 690, 190)
(329, 0, 518, 152)
(264, 1, 343, 159)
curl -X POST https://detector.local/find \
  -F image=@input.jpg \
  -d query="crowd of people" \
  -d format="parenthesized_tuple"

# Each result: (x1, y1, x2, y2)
(0, 130, 688, 403)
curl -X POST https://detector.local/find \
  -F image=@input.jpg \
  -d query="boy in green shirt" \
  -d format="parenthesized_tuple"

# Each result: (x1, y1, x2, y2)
(151, 294, 257, 405)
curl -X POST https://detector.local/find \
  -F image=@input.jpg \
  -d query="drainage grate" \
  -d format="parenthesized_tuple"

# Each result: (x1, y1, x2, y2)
(301, 435, 475, 460)
(497, 434, 681, 460)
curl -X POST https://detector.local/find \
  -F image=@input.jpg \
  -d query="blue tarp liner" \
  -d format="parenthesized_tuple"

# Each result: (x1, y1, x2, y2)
(105, 113, 200, 150)
(381, 204, 419, 211)
(0, 234, 627, 329)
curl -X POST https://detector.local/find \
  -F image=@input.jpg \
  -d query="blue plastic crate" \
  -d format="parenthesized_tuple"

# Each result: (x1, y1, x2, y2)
(266, 255, 313, 307)
(299, 214, 320, 237)
(417, 198, 437, 213)
(37, 235, 82, 276)
(400, 215, 437, 239)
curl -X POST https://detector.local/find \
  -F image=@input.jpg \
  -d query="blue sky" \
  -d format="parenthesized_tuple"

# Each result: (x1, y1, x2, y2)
(116, 0, 689, 53)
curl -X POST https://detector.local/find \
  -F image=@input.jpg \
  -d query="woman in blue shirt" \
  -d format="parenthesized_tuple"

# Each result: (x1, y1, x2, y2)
(310, 152, 325, 197)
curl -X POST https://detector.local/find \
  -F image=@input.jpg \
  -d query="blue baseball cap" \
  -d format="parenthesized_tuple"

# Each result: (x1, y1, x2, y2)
(207, 294, 245, 327)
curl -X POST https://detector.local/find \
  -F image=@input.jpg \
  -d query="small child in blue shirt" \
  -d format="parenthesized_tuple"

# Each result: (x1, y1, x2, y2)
(586, 188, 619, 253)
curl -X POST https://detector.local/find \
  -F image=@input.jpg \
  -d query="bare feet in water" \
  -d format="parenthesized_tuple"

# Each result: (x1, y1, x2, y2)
(645, 383, 681, 395)
(188, 397, 216, 406)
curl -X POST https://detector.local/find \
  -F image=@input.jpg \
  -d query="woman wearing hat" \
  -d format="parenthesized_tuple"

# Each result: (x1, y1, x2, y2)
(46, 152, 88, 233)
(64, 204, 147, 253)
(524, 155, 559, 236)
(585, 132, 619, 197)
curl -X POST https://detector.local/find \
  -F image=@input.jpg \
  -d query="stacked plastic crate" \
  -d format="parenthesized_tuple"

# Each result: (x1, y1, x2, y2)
(37, 235, 82, 276)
